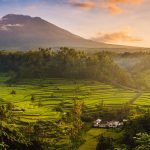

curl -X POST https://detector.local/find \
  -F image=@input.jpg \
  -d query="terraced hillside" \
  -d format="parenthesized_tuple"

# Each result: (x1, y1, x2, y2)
(0, 75, 143, 123)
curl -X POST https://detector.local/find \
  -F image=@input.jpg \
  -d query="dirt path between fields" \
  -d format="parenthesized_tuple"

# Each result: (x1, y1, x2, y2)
(129, 92, 142, 105)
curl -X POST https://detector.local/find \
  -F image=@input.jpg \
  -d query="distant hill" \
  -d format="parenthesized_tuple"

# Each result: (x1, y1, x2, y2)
(0, 14, 148, 51)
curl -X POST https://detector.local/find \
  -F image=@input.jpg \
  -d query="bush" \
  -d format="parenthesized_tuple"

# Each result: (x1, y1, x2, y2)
(96, 135, 114, 150)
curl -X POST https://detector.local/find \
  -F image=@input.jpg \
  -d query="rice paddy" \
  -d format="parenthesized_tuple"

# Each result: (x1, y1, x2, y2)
(1, 75, 149, 123)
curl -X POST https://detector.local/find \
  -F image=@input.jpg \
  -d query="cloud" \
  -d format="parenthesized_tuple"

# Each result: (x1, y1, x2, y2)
(104, 3, 123, 14)
(0, 24, 23, 31)
(69, 0, 96, 10)
(91, 27, 143, 43)
(68, 0, 144, 14)
(104, 0, 144, 14)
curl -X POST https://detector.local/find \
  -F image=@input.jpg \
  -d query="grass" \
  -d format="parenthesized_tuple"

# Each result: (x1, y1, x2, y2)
(78, 128, 106, 150)
(78, 128, 122, 150)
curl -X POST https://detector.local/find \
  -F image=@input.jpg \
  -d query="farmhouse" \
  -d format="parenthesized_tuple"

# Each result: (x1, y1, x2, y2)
(107, 121, 123, 128)
(93, 119, 123, 128)
(93, 119, 102, 127)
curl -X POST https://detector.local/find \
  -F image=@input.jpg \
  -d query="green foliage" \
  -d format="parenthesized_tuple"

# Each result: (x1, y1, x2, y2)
(96, 135, 114, 150)
(0, 48, 134, 88)
(31, 95, 35, 102)
(68, 100, 84, 149)
(10, 90, 16, 95)
(134, 133, 150, 150)
(116, 112, 150, 149)
(0, 104, 31, 150)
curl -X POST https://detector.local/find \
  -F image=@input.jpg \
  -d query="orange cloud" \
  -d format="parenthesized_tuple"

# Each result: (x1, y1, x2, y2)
(105, 3, 123, 14)
(69, 0, 144, 14)
(104, 0, 144, 14)
(91, 28, 143, 43)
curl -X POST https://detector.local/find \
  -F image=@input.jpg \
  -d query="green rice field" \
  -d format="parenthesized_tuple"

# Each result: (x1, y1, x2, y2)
(0, 75, 150, 123)
(134, 93, 150, 106)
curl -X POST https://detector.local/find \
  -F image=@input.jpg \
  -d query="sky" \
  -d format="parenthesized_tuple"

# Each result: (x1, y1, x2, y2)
(0, 0, 150, 47)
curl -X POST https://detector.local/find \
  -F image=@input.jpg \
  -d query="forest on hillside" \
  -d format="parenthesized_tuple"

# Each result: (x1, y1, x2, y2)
(0, 48, 138, 87)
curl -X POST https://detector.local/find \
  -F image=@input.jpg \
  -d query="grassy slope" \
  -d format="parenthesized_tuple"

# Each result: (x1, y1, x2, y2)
(78, 128, 122, 150)
(78, 129, 106, 150)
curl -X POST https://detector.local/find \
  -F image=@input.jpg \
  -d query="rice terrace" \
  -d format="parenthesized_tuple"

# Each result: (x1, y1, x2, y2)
(0, 75, 142, 123)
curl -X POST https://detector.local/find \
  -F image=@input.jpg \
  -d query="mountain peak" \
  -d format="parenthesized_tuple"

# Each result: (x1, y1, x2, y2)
(2, 14, 43, 22)
(3, 14, 30, 19)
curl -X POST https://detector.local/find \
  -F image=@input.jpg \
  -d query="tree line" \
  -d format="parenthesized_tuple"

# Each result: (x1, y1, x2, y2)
(0, 47, 134, 87)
